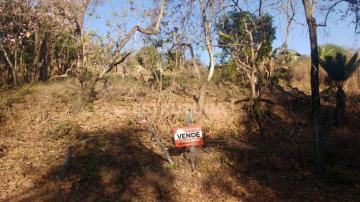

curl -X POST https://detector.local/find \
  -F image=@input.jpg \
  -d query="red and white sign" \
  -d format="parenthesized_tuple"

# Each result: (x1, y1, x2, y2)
(173, 126, 203, 148)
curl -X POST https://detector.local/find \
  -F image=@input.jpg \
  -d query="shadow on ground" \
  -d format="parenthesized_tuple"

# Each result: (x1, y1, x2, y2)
(3, 84, 360, 201)
(6, 127, 176, 202)
(202, 84, 360, 201)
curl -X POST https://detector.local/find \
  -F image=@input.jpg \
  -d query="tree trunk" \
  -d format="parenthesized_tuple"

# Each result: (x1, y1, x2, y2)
(248, 65, 257, 110)
(197, 0, 215, 113)
(39, 34, 48, 81)
(11, 66, 17, 86)
(13, 49, 18, 86)
(336, 84, 346, 125)
(302, 0, 324, 173)
(7, 65, 12, 85)
(20, 51, 25, 82)
(249, 72, 256, 101)
(197, 82, 207, 112)
(32, 31, 41, 83)
(0, 42, 16, 86)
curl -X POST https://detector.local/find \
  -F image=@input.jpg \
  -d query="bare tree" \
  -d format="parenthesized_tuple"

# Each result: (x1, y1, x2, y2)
(67, 0, 168, 101)
(301, 0, 323, 173)
(199, 0, 216, 82)
(198, 0, 216, 113)
(281, 0, 295, 52)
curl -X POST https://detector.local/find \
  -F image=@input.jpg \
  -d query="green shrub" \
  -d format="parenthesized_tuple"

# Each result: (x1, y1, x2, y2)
(213, 61, 244, 84)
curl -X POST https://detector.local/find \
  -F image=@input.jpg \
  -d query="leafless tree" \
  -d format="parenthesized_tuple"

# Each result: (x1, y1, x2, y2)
(197, 0, 216, 113)
(66, 0, 169, 101)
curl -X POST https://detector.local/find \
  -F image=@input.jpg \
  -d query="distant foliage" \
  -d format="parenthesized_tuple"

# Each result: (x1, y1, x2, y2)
(0, 0, 80, 86)
(136, 46, 162, 69)
(213, 61, 244, 84)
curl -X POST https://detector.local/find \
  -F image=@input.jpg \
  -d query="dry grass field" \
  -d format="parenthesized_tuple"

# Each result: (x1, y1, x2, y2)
(0, 70, 359, 201)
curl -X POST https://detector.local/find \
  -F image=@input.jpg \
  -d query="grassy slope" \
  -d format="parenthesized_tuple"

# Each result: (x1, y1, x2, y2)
(0, 74, 359, 201)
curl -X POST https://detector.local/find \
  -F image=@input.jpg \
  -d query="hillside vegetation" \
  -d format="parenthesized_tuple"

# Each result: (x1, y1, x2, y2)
(0, 70, 359, 201)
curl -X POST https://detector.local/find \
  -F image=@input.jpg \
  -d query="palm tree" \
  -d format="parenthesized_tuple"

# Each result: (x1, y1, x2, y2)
(320, 49, 360, 125)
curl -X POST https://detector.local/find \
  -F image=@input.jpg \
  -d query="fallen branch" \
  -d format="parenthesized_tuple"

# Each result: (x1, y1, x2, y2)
(232, 98, 275, 105)
(50, 68, 72, 80)
(148, 127, 174, 165)
(139, 117, 174, 165)
(58, 137, 95, 179)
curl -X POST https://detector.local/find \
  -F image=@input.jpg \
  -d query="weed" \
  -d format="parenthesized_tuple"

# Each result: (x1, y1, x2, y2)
(228, 129, 239, 140)
(17, 88, 32, 96)
(215, 131, 226, 140)
(45, 121, 79, 139)
(83, 102, 94, 112)
(127, 119, 134, 126)
(99, 137, 111, 150)
(220, 154, 233, 168)
(99, 168, 118, 184)
(163, 162, 177, 171)
(161, 75, 173, 89)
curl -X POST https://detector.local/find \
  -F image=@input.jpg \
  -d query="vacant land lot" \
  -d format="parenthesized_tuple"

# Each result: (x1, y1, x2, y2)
(1, 75, 359, 201)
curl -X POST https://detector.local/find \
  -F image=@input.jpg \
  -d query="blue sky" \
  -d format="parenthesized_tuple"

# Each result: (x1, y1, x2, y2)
(272, 2, 359, 54)
(84, 1, 359, 63)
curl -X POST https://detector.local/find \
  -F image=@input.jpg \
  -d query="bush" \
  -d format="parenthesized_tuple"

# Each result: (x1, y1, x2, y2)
(212, 61, 246, 85)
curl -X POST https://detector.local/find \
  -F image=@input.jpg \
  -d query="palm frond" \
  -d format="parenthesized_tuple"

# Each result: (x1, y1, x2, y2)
(321, 51, 360, 82)
(345, 53, 360, 79)
(335, 53, 347, 80)
(346, 52, 359, 68)
(320, 47, 336, 60)
(321, 55, 337, 80)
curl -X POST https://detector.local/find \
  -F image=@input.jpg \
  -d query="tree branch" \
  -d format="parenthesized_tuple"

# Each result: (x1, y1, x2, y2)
(317, 0, 345, 27)
(0, 42, 14, 70)
(96, 0, 168, 81)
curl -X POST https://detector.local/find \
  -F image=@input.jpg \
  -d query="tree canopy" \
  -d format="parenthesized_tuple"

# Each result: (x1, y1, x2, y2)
(216, 10, 276, 63)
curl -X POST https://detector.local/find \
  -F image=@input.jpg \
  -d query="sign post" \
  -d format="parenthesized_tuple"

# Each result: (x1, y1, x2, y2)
(186, 109, 196, 171)
(173, 109, 203, 171)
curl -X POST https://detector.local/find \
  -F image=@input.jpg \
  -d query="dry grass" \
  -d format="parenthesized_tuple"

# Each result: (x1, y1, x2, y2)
(288, 56, 360, 93)
(0, 71, 359, 201)
(345, 68, 360, 93)
(288, 57, 328, 92)
(0, 75, 243, 201)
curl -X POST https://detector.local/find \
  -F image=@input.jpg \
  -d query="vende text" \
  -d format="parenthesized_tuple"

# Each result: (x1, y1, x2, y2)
(174, 126, 203, 148)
